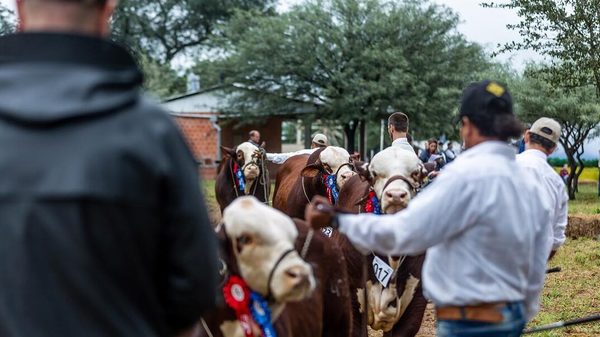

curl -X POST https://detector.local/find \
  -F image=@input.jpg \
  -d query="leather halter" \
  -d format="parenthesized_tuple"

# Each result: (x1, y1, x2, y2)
(382, 174, 419, 195)
(216, 223, 297, 303)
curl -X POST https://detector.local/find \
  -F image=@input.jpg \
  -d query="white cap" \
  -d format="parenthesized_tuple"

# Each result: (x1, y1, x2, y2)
(530, 117, 561, 144)
(312, 133, 329, 147)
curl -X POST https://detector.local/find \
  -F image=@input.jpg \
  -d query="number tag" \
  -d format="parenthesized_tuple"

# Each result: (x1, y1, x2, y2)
(372, 256, 394, 288)
(321, 227, 333, 238)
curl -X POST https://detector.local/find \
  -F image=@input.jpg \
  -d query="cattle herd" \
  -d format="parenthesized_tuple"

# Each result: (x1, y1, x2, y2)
(206, 142, 431, 337)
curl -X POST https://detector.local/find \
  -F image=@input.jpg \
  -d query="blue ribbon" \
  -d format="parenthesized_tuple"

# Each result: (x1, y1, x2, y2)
(250, 292, 276, 337)
(235, 166, 246, 192)
(325, 174, 339, 203)
(370, 193, 382, 214)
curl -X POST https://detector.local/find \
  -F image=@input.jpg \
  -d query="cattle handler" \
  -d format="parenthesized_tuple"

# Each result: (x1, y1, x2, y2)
(0, 1, 218, 336)
(306, 80, 553, 337)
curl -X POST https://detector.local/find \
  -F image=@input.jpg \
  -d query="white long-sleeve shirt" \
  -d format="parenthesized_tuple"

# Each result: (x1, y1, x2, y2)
(391, 138, 415, 153)
(516, 149, 568, 251)
(266, 148, 316, 164)
(337, 141, 553, 321)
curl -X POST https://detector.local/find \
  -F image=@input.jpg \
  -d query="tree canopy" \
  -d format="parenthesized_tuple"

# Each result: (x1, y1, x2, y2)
(112, 0, 277, 64)
(197, 0, 489, 150)
(0, 5, 14, 35)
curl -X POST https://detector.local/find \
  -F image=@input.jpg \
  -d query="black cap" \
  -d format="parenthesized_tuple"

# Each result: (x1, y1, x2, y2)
(455, 80, 513, 123)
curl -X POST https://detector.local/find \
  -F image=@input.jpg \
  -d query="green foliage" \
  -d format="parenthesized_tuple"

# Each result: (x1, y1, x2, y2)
(137, 54, 186, 99)
(112, 0, 276, 64)
(549, 158, 598, 168)
(483, 0, 600, 95)
(0, 5, 15, 35)
(205, 0, 489, 143)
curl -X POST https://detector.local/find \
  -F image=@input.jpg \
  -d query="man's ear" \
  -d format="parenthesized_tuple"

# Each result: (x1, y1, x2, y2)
(353, 161, 371, 181)
(220, 146, 236, 158)
(301, 161, 323, 178)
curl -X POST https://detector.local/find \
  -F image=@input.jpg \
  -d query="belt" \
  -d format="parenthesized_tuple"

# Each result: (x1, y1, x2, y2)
(436, 302, 508, 323)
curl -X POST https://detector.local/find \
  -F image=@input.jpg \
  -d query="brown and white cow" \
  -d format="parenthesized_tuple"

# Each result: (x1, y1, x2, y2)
(199, 196, 352, 337)
(336, 147, 428, 337)
(273, 146, 355, 219)
(216, 142, 270, 212)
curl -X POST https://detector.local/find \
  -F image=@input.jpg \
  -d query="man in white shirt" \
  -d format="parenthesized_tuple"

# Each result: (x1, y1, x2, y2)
(306, 80, 553, 337)
(517, 117, 568, 259)
(266, 133, 328, 164)
(388, 112, 415, 152)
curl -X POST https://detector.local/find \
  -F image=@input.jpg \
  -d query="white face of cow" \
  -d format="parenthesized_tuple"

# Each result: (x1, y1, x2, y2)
(236, 142, 261, 187)
(319, 146, 356, 188)
(368, 147, 423, 214)
(223, 197, 315, 303)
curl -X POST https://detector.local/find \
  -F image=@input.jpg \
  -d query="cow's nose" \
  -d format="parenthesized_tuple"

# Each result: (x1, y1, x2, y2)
(285, 266, 310, 287)
(385, 190, 407, 202)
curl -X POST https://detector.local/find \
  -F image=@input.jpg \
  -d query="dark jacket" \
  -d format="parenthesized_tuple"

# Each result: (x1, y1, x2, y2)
(0, 33, 218, 337)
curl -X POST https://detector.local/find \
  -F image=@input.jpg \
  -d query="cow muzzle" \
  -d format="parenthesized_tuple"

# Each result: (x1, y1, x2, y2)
(270, 252, 315, 302)
(336, 167, 356, 189)
(382, 187, 410, 214)
(243, 163, 260, 180)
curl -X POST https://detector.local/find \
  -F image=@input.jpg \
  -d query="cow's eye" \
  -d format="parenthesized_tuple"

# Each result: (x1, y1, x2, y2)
(238, 234, 254, 246)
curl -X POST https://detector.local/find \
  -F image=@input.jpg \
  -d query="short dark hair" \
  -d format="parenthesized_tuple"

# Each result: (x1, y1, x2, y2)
(388, 112, 409, 133)
(529, 132, 556, 151)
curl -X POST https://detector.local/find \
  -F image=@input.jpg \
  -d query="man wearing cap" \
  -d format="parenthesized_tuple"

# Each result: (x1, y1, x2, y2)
(266, 133, 329, 164)
(0, 1, 218, 336)
(517, 118, 568, 260)
(306, 80, 553, 336)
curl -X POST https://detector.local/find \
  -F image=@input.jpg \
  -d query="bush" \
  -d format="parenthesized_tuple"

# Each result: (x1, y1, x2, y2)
(548, 157, 598, 168)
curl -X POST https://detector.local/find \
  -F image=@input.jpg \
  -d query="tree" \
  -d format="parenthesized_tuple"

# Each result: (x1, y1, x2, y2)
(0, 4, 15, 35)
(203, 0, 488, 152)
(515, 71, 600, 199)
(112, 0, 277, 64)
(137, 54, 186, 99)
(483, 0, 600, 198)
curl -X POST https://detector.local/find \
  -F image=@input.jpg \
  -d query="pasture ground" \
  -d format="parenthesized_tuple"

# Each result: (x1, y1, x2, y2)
(202, 180, 600, 336)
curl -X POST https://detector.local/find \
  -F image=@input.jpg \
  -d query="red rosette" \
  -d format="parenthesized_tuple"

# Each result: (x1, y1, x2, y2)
(223, 275, 254, 337)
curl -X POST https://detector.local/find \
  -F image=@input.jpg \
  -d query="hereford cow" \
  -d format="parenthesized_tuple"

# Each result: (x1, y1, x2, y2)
(199, 196, 352, 337)
(336, 147, 427, 337)
(273, 146, 355, 219)
(216, 142, 269, 212)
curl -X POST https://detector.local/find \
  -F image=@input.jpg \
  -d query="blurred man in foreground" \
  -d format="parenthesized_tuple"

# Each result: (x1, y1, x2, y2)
(0, 1, 218, 336)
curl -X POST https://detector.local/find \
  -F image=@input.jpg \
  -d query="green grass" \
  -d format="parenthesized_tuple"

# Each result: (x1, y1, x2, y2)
(527, 238, 600, 336)
(569, 184, 600, 215)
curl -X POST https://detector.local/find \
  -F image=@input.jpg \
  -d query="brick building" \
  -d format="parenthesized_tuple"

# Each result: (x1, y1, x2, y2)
(162, 86, 310, 180)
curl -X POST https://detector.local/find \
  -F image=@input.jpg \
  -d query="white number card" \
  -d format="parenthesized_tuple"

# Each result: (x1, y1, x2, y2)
(372, 256, 394, 288)
(321, 227, 333, 238)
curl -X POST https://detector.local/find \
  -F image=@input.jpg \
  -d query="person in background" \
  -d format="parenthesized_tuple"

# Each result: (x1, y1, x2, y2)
(266, 133, 329, 164)
(517, 118, 568, 260)
(388, 112, 414, 152)
(248, 130, 262, 147)
(419, 138, 439, 163)
(407, 133, 419, 155)
(444, 141, 457, 163)
(559, 164, 569, 183)
(0, 1, 218, 336)
(306, 80, 553, 337)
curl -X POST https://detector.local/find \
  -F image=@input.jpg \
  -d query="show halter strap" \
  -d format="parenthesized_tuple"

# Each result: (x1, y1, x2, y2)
(250, 292, 277, 337)
(382, 174, 419, 195)
(223, 275, 253, 337)
(233, 162, 246, 193)
(323, 173, 339, 204)
(265, 249, 296, 302)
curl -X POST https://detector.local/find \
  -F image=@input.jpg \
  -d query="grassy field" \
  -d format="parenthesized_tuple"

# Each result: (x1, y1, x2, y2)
(527, 238, 600, 336)
(554, 167, 599, 183)
(569, 184, 600, 215)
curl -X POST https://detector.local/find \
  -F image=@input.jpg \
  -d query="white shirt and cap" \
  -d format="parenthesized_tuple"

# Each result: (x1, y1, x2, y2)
(517, 118, 568, 251)
(333, 81, 553, 321)
(266, 133, 328, 164)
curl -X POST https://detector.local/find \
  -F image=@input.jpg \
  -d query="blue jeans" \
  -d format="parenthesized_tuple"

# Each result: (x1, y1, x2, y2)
(437, 302, 526, 337)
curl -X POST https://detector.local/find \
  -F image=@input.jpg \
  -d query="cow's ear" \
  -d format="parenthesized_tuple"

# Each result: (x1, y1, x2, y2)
(301, 161, 322, 178)
(413, 163, 430, 184)
(221, 146, 236, 158)
(354, 161, 371, 181)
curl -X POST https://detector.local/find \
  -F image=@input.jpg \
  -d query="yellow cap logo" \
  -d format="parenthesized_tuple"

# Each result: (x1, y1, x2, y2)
(486, 82, 505, 97)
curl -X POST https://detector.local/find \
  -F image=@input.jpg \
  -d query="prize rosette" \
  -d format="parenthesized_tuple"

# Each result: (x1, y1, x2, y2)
(223, 275, 253, 337)
(250, 291, 277, 337)
(365, 190, 381, 214)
